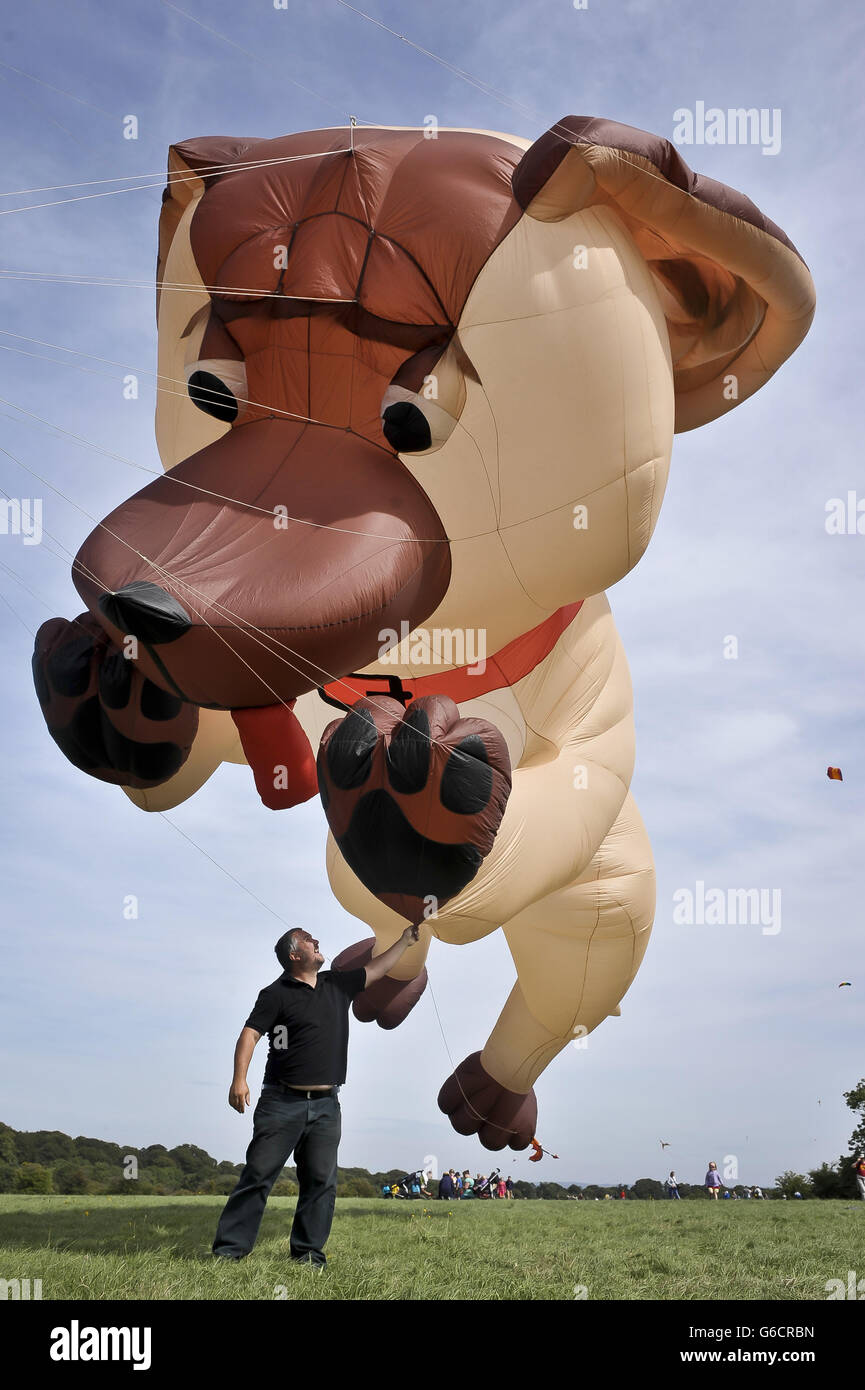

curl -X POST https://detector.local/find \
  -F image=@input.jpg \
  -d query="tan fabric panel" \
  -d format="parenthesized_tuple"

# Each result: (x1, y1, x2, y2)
(155, 165, 226, 473)
(444, 204, 673, 609)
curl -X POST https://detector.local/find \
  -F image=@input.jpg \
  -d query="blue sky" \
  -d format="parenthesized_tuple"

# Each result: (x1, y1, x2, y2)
(1, 0, 863, 1189)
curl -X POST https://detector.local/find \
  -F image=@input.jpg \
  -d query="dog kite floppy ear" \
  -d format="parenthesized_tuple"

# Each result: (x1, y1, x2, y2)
(512, 115, 815, 431)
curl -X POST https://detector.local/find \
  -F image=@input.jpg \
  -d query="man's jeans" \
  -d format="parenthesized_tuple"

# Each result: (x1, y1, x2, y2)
(212, 1086, 341, 1265)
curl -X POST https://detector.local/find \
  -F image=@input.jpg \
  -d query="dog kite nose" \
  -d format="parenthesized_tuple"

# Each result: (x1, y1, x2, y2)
(98, 581, 192, 645)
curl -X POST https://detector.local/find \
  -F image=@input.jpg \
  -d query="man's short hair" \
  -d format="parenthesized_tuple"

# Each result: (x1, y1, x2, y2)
(275, 929, 302, 971)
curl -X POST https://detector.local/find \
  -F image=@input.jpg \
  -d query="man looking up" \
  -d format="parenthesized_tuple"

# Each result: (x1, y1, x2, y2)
(213, 924, 418, 1266)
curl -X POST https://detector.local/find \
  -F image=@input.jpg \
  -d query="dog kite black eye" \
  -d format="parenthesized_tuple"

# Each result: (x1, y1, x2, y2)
(380, 382, 458, 456)
(185, 357, 247, 424)
(382, 401, 432, 453)
(187, 370, 239, 423)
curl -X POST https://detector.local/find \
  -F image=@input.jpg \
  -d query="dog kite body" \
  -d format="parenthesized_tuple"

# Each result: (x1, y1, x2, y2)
(33, 120, 815, 1149)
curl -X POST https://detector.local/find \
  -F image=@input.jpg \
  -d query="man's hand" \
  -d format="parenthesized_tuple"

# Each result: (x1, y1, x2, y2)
(364, 924, 421, 985)
(229, 1079, 251, 1113)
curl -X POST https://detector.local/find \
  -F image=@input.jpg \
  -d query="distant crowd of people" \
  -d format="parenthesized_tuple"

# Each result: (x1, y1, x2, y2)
(438, 1169, 513, 1199)
(381, 1155, 865, 1202)
(382, 1169, 515, 1199)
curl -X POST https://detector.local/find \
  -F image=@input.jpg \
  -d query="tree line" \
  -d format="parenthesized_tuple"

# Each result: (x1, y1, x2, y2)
(2, 1077, 862, 1200)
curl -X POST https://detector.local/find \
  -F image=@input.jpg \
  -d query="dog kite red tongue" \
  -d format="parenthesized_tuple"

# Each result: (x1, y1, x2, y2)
(317, 694, 512, 925)
(231, 703, 318, 810)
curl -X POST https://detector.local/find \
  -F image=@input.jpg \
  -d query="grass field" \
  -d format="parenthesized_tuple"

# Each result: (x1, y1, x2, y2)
(0, 1195, 862, 1301)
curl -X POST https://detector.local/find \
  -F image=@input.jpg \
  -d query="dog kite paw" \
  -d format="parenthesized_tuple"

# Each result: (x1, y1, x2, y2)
(317, 694, 511, 925)
(32, 614, 198, 787)
(437, 1052, 537, 1151)
(332, 937, 427, 1029)
(353, 968, 428, 1029)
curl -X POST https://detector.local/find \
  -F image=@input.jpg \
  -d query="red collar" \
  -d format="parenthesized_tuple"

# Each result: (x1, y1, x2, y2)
(323, 600, 583, 707)
(234, 601, 583, 810)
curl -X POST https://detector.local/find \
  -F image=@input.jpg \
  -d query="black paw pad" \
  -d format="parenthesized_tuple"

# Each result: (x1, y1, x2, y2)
(317, 693, 511, 924)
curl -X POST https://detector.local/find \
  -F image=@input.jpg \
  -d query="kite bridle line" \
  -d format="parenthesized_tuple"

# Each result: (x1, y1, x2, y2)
(0, 145, 368, 217)
(0, 145, 356, 201)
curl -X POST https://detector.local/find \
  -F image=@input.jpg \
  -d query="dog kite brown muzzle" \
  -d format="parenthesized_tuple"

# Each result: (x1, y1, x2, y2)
(71, 416, 451, 709)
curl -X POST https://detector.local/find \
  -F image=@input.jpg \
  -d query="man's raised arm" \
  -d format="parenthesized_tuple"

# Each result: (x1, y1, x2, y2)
(228, 1027, 261, 1113)
(362, 925, 420, 986)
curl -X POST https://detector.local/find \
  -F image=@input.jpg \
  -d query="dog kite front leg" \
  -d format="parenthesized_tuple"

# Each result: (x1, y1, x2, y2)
(438, 794, 654, 1148)
(326, 833, 432, 1028)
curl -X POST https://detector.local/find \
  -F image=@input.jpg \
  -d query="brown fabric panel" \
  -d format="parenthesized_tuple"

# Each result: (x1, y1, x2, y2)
(179, 127, 524, 331)
(211, 300, 450, 443)
(245, 344, 308, 426)
(512, 115, 806, 265)
(216, 303, 414, 434)
(198, 314, 245, 362)
(368, 132, 524, 322)
(334, 146, 389, 223)
(362, 235, 447, 326)
(172, 135, 258, 176)
(279, 215, 369, 301)
(215, 227, 292, 301)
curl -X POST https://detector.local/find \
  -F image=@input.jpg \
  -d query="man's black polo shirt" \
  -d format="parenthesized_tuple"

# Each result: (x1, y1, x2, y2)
(245, 968, 367, 1086)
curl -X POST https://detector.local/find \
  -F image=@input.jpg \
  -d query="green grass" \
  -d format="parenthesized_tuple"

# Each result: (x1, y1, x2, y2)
(0, 1195, 862, 1300)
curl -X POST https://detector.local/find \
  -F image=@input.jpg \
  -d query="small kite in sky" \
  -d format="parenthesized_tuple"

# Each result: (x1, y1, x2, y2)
(827, 767, 843, 780)
(839, 981, 852, 988)
(660, 1140, 671, 1149)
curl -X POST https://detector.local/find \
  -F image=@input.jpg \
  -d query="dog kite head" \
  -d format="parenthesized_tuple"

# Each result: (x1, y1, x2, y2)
(68, 119, 814, 711)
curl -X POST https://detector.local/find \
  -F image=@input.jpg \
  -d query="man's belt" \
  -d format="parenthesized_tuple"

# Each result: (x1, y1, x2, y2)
(278, 1083, 338, 1099)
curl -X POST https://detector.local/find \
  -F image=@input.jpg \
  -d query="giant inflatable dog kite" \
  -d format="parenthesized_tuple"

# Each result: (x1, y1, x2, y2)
(33, 118, 815, 1149)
